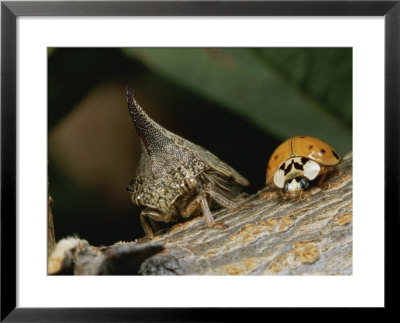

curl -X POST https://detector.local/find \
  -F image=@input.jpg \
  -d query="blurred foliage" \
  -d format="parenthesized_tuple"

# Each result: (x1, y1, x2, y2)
(48, 48, 352, 246)
(48, 48, 139, 129)
(123, 48, 352, 154)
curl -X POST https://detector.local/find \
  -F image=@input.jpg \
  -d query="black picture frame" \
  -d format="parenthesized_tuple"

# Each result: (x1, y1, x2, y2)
(1, 0, 398, 321)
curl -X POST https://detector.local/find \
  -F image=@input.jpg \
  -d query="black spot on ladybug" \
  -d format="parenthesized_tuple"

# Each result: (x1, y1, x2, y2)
(308, 145, 313, 149)
(274, 155, 278, 160)
(332, 150, 340, 159)
(320, 149, 326, 154)
(284, 163, 292, 175)
(294, 162, 303, 170)
(301, 157, 308, 164)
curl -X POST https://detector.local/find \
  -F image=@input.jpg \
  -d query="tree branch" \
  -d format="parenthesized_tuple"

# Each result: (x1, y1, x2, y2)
(48, 154, 352, 275)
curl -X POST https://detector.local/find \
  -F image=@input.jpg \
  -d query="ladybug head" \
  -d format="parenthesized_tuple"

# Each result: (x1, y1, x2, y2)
(283, 176, 309, 192)
(273, 157, 320, 192)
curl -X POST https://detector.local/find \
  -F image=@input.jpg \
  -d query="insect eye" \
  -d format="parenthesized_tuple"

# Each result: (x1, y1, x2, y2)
(299, 177, 309, 190)
(284, 181, 289, 192)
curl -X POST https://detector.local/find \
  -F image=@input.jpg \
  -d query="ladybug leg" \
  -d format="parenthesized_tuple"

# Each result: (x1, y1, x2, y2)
(317, 171, 328, 187)
(292, 190, 307, 202)
(319, 166, 343, 189)
(327, 167, 343, 187)
(280, 191, 293, 200)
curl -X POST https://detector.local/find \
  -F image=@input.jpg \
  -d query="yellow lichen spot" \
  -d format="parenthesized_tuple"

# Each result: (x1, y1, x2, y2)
(257, 218, 279, 232)
(263, 251, 273, 258)
(269, 263, 282, 273)
(243, 258, 257, 271)
(277, 256, 288, 267)
(226, 265, 242, 275)
(338, 212, 352, 226)
(230, 223, 263, 243)
(231, 223, 252, 238)
(294, 243, 320, 264)
(279, 216, 293, 231)
(230, 223, 255, 242)
(264, 217, 280, 226)
(230, 218, 283, 244)
(294, 241, 308, 249)
(206, 250, 217, 257)
(244, 235, 257, 243)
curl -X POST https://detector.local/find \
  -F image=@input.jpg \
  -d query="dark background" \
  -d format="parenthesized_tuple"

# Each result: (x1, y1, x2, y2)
(48, 48, 352, 246)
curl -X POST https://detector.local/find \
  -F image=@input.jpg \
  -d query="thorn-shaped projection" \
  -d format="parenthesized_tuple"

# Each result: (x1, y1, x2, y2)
(126, 88, 249, 239)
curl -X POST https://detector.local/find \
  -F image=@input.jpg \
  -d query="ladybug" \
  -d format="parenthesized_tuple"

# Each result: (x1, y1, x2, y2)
(266, 136, 342, 194)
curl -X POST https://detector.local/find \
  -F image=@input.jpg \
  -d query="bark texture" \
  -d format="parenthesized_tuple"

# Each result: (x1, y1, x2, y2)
(48, 192, 56, 254)
(48, 154, 352, 275)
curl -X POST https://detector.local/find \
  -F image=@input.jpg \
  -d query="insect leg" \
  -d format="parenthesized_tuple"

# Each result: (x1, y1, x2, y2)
(149, 218, 161, 235)
(140, 211, 154, 239)
(181, 196, 202, 219)
(199, 195, 216, 227)
(140, 208, 175, 239)
(182, 195, 227, 229)
(205, 186, 238, 209)
(317, 171, 328, 187)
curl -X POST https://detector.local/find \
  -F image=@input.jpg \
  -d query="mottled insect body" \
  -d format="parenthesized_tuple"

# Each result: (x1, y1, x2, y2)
(126, 88, 249, 238)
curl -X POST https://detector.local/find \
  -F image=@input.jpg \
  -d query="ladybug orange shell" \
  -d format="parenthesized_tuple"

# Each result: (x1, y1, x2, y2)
(266, 136, 341, 190)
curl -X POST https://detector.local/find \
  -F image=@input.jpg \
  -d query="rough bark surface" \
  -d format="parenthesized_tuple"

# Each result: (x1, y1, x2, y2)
(48, 193, 56, 254)
(48, 154, 352, 275)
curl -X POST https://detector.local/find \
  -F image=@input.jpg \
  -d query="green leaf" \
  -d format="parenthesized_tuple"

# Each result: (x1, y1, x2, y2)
(122, 48, 352, 155)
(254, 48, 352, 127)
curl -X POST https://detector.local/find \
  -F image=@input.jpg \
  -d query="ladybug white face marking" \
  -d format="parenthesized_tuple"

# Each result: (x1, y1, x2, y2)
(285, 177, 309, 192)
(302, 159, 320, 181)
(273, 157, 320, 191)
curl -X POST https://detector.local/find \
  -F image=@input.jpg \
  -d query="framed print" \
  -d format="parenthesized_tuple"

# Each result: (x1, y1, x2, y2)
(1, 0, 398, 320)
